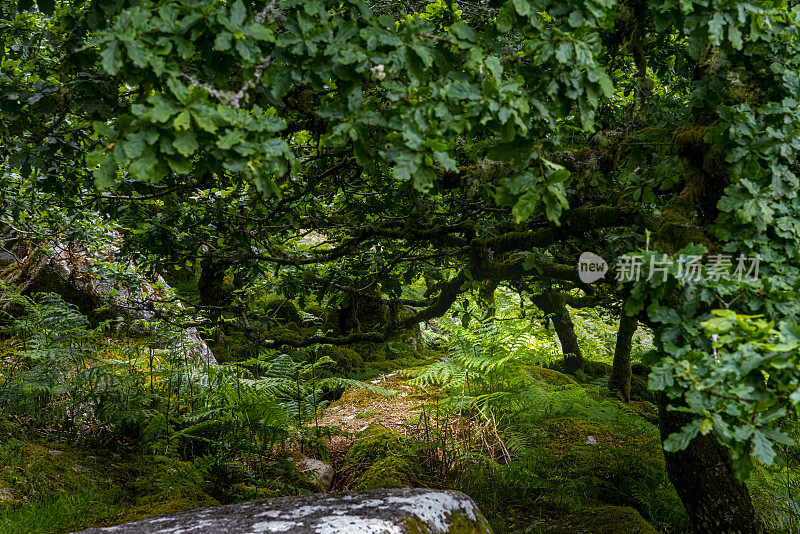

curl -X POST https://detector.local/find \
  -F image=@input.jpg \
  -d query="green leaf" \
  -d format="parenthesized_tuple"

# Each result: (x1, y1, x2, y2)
(555, 42, 572, 64)
(708, 12, 725, 45)
(217, 128, 246, 149)
(496, 6, 515, 33)
(172, 131, 198, 156)
(752, 430, 776, 464)
(728, 23, 743, 50)
(214, 32, 232, 51)
(125, 42, 150, 68)
(648, 364, 674, 390)
(568, 10, 584, 27)
(122, 133, 145, 159)
(548, 169, 570, 183)
(512, 0, 530, 16)
(85, 148, 106, 167)
(166, 77, 189, 103)
(411, 44, 433, 68)
(247, 24, 274, 42)
(597, 71, 614, 98)
(101, 41, 123, 75)
(93, 159, 116, 189)
(230, 0, 246, 27)
(484, 57, 503, 82)
(148, 95, 180, 122)
(664, 419, 702, 452)
(449, 22, 476, 43)
(192, 109, 218, 133)
(167, 157, 192, 174)
(173, 109, 192, 130)
(511, 191, 539, 222)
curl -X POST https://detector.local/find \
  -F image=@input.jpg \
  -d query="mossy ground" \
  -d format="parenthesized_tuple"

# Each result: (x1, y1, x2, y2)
(0, 417, 311, 534)
(0, 432, 218, 534)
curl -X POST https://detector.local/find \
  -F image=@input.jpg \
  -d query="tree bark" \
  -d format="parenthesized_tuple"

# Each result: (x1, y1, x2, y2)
(530, 291, 583, 373)
(609, 313, 637, 402)
(657, 393, 762, 533)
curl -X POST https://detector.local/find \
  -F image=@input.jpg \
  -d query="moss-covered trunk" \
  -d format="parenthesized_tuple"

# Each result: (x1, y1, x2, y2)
(656, 394, 762, 533)
(609, 314, 637, 402)
(531, 292, 582, 373)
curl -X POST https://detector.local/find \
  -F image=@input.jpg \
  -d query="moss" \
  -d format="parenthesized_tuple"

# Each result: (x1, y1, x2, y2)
(570, 505, 659, 534)
(524, 365, 579, 387)
(114, 485, 218, 524)
(265, 326, 303, 344)
(356, 456, 419, 490)
(262, 297, 301, 324)
(0, 439, 221, 529)
(579, 360, 613, 378)
(629, 401, 659, 425)
(0, 441, 110, 503)
(331, 386, 379, 409)
(403, 511, 492, 534)
(303, 303, 326, 319)
(345, 424, 411, 467)
(318, 345, 364, 371)
(447, 511, 493, 534)
(125, 455, 206, 497)
(530, 415, 688, 531)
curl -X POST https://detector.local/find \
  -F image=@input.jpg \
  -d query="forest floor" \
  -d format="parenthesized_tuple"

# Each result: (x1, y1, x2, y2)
(307, 364, 684, 534)
(1, 358, 787, 534)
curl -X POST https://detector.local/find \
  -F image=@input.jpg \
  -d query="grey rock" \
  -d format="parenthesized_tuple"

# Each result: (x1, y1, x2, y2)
(298, 456, 334, 491)
(73, 488, 492, 534)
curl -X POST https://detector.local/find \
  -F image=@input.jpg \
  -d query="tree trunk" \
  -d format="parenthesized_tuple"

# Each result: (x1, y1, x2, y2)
(531, 291, 583, 373)
(657, 393, 762, 533)
(609, 313, 637, 402)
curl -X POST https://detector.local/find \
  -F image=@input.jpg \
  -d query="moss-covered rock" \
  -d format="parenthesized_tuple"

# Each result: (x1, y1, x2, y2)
(403, 510, 493, 534)
(530, 416, 689, 532)
(561, 505, 659, 533)
(539, 417, 630, 448)
(265, 326, 304, 344)
(346, 424, 411, 467)
(331, 386, 381, 409)
(318, 345, 364, 370)
(262, 297, 302, 324)
(356, 456, 420, 490)
(524, 365, 580, 387)
(0, 439, 220, 530)
(74, 488, 493, 534)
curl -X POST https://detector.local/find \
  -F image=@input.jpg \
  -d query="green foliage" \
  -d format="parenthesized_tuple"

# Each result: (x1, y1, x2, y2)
(5, 0, 800, 526)
(648, 307, 800, 477)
